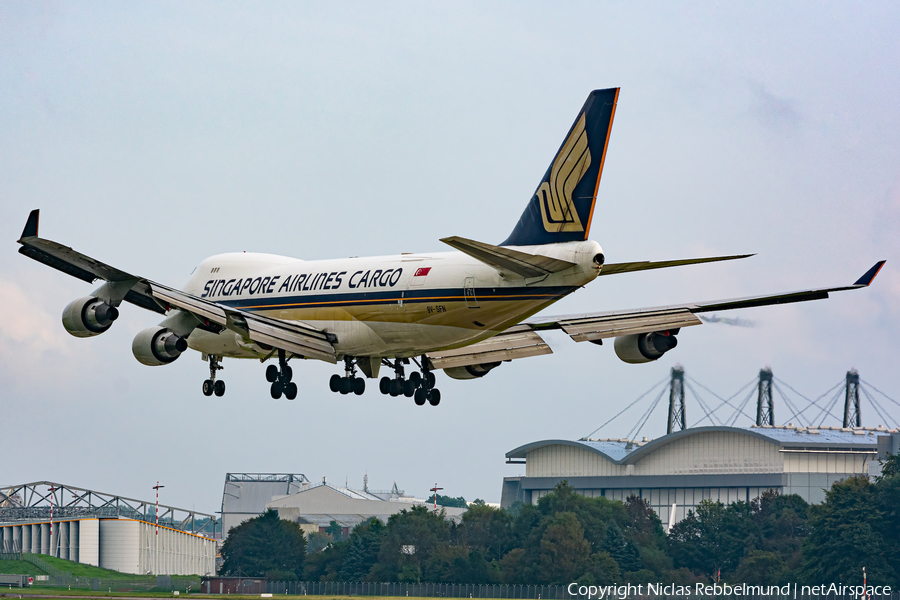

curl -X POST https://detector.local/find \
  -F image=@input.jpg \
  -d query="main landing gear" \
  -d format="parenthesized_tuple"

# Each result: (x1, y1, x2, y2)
(267, 349, 298, 400)
(202, 355, 226, 397)
(379, 357, 440, 406)
(329, 357, 365, 395)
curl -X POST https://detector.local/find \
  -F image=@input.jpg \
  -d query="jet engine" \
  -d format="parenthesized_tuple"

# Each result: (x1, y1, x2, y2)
(444, 362, 502, 380)
(61, 296, 119, 338)
(132, 326, 188, 366)
(614, 331, 678, 364)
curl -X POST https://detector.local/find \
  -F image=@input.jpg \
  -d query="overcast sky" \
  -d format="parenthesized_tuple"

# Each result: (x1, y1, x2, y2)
(2, 2, 899, 514)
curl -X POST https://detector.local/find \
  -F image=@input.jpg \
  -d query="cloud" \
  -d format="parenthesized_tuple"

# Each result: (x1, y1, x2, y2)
(747, 81, 802, 131)
(0, 278, 69, 352)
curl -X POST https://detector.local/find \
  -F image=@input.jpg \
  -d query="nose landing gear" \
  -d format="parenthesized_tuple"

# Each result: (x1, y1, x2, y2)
(267, 349, 297, 400)
(202, 355, 225, 397)
(330, 357, 366, 395)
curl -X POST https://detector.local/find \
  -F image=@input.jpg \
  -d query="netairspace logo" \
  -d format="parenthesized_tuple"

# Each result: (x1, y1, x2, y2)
(566, 583, 894, 599)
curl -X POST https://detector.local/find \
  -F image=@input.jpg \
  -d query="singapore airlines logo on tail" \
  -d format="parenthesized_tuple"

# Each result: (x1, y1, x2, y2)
(537, 112, 591, 233)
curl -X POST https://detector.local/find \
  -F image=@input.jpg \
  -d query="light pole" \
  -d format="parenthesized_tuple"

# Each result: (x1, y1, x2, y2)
(429, 484, 443, 513)
(152, 483, 164, 574)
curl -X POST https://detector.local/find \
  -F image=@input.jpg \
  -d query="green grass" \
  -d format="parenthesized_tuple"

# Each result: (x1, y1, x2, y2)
(0, 558, 45, 575)
(26, 554, 157, 580)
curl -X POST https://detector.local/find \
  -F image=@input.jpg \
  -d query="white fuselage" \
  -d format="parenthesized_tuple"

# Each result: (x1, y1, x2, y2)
(183, 240, 603, 360)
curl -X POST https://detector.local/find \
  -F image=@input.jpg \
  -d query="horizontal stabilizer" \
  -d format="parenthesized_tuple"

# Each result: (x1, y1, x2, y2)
(599, 254, 753, 276)
(427, 324, 551, 369)
(440, 236, 576, 278)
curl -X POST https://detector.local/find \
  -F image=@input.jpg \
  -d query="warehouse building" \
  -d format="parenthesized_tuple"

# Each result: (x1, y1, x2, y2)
(221, 473, 458, 539)
(266, 480, 465, 534)
(501, 425, 899, 528)
(0, 482, 216, 575)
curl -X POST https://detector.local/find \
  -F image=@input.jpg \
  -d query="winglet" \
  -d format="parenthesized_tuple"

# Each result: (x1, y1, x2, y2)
(853, 261, 886, 286)
(20, 209, 39, 240)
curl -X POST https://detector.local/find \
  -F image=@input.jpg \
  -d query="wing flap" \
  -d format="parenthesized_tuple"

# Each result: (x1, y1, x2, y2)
(440, 236, 576, 278)
(427, 325, 552, 369)
(559, 308, 702, 342)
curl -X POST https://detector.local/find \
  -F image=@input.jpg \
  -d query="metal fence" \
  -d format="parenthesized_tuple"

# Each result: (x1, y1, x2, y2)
(31, 574, 201, 592)
(260, 582, 900, 600)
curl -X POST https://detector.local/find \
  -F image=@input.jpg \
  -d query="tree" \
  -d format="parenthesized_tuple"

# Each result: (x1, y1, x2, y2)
(220, 509, 306, 578)
(603, 522, 641, 573)
(536, 511, 591, 584)
(460, 504, 513, 561)
(800, 475, 899, 586)
(623, 495, 666, 549)
(733, 550, 787, 586)
(325, 520, 344, 542)
(340, 518, 387, 581)
(579, 551, 621, 586)
(375, 505, 453, 581)
(425, 493, 468, 508)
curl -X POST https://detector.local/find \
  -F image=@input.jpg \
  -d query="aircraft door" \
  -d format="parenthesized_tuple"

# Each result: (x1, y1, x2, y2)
(464, 277, 479, 308)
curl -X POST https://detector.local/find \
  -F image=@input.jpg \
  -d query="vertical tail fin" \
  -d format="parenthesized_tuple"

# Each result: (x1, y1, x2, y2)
(502, 88, 619, 246)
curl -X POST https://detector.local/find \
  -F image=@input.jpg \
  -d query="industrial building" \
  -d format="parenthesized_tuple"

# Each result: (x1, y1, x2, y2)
(502, 367, 900, 528)
(0, 482, 216, 575)
(221, 473, 463, 539)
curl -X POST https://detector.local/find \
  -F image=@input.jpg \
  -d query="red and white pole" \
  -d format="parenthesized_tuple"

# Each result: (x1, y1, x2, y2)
(152, 483, 164, 574)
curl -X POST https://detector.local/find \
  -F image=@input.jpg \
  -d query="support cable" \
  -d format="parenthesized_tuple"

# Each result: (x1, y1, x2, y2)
(817, 388, 845, 427)
(773, 382, 807, 427)
(583, 375, 670, 439)
(687, 375, 758, 423)
(860, 379, 900, 409)
(684, 381, 721, 427)
(861, 387, 899, 428)
(729, 387, 759, 426)
(628, 386, 669, 441)
(774, 377, 843, 422)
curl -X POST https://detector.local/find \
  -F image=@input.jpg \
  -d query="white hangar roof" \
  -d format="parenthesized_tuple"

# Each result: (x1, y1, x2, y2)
(506, 425, 895, 464)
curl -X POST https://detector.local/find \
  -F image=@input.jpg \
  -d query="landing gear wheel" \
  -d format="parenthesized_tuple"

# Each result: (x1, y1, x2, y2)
(403, 379, 417, 397)
(214, 380, 226, 397)
(379, 377, 391, 394)
(352, 377, 365, 395)
(409, 372, 422, 386)
(271, 381, 283, 399)
(266, 364, 279, 383)
(330, 374, 342, 393)
(425, 371, 436, 389)
(202, 380, 214, 396)
(428, 389, 441, 406)
(339, 377, 353, 395)
(414, 387, 427, 405)
(284, 382, 298, 400)
(282, 365, 293, 382)
(389, 379, 403, 397)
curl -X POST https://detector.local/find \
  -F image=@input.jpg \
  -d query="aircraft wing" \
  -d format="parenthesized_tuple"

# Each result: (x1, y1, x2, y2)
(17, 209, 337, 363)
(426, 324, 552, 369)
(527, 261, 886, 343)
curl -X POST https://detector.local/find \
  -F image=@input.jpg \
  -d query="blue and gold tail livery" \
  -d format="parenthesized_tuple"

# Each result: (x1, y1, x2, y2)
(502, 88, 619, 246)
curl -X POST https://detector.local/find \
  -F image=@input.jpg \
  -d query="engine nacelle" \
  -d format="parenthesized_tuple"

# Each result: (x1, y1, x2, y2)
(444, 362, 502, 380)
(132, 326, 188, 366)
(61, 296, 119, 338)
(614, 332, 678, 364)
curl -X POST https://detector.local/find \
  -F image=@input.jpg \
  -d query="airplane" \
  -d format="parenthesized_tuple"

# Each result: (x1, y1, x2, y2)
(16, 88, 885, 406)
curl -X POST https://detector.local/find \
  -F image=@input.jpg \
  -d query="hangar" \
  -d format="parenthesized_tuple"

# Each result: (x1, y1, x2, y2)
(501, 425, 899, 528)
(0, 481, 216, 575)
